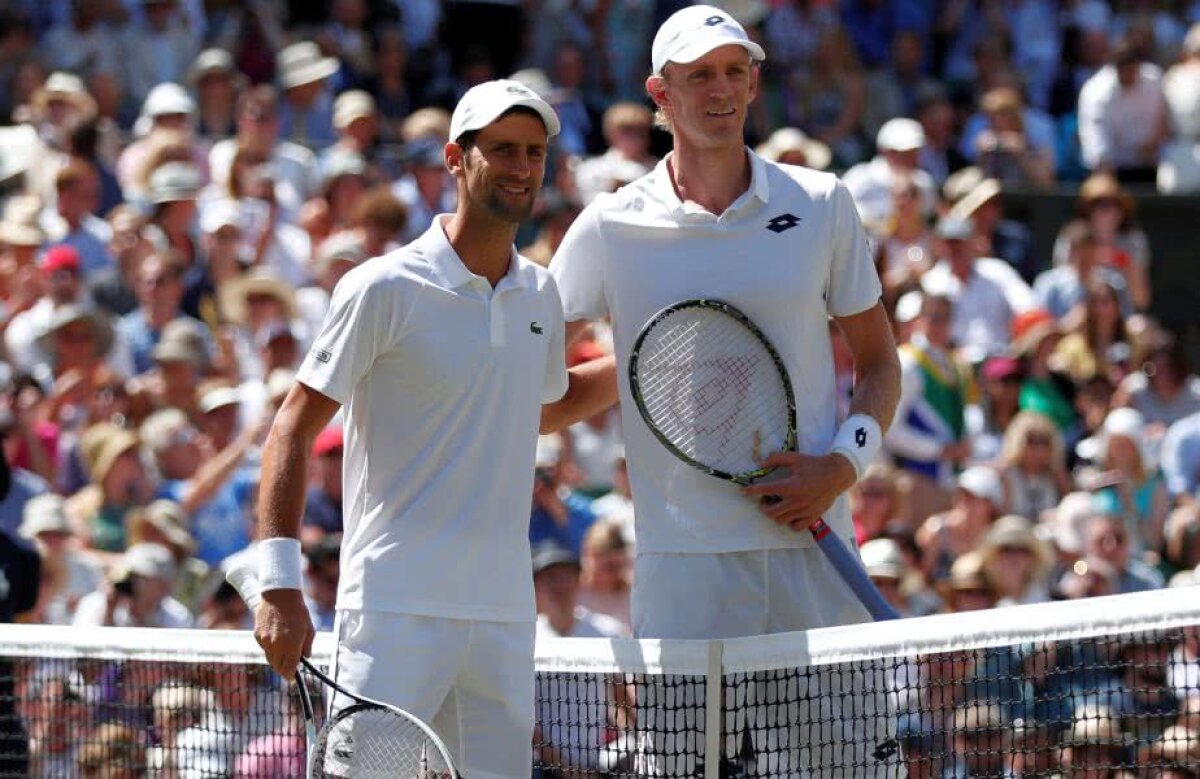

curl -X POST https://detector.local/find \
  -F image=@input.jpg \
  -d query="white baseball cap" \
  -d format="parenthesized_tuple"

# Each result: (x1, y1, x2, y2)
(957, 466, 1005, 508)
(876, 117, 925, 152)
(449, 79, 560, 143)
(651, 4, 766, 76)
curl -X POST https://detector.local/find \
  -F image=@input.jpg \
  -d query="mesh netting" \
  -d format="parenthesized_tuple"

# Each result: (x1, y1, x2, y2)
(0, 591, 1197, 778)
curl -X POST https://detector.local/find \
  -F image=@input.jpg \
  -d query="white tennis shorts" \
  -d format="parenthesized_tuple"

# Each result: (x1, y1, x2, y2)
(329, 609, 535, 779)
(631, 547, 904, 777)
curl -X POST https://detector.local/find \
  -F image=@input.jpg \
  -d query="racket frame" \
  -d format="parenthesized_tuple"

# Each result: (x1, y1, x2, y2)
(628, 298, 798, 485)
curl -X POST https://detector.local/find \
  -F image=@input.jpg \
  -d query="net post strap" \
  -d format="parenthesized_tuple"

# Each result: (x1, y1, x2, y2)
(704, 641, 722, 779)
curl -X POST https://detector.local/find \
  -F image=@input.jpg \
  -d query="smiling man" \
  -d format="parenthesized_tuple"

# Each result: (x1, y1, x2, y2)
(547, 5, 901, 773)
(251, 80, 614, 776)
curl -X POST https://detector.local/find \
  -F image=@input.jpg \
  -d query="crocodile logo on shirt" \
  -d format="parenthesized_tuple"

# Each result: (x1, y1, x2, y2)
(530, 322, 544, 335)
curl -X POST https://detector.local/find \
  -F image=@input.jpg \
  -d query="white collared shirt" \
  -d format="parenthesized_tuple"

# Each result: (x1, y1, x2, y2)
(551, 150, 881, 555)
(297, 217, 568, 621)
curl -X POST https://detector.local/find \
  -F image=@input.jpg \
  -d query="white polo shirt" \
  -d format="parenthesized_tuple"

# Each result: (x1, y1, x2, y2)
(551, 151, 881, 555)
(297, 216, 569, 622)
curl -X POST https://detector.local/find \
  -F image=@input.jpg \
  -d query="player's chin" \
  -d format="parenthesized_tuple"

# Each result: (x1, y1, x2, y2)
(487, 193, 537, 223)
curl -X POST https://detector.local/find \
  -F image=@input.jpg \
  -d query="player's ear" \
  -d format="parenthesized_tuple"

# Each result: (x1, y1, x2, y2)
(748, 62, 760, 105)
(645, 73, 669, 111)
(444, 141, 464, 176)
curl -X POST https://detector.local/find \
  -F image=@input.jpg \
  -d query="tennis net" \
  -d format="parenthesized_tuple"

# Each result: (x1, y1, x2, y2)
(0, 589, 1197, 777)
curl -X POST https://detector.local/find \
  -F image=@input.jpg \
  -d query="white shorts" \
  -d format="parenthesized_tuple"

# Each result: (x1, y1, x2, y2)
(329, 609, 535, 779)
(631, 548, 903, 777)
(632, 546, 872, 640)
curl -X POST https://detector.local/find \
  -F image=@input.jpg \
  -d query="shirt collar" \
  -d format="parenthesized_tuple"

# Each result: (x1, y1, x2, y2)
(652, 147, 771, 218)
(416, 215, 527, 291)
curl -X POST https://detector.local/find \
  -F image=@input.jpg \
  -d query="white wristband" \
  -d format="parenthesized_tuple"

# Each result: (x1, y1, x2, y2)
(258, 537, 303, 592)
(829, 414, 882, 482)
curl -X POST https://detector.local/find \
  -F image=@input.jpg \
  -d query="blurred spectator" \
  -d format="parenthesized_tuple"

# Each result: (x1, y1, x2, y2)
(188, 48, 243, 142)
(588, 449, 634, 540)
(302, 425, 343, 545)
(1052, 173, 1151, 311)
(275, 41, 338, 148)
(979, 514, 1054, 605)
(1158, 24, 1200, 194)
(844, 117, 937, 230)
(576, 519, 632, 633)
(18, 493, 103, 625)
(118, 0, 203, 109)
(393, 137, 456, 243)
(763, 0, 838, 81)
(998, 411, 1070, 523)
(864, 31, 937, 141)
(73, 540, 194, 627)
(304, 532, 340, 632)
(114, 252, 194, 377)
(1079, 407, 1170, 555)
(1055, 277, 1131, 384)
(1116, 331, 1200, 427)
(0, 376, 54, 525)
(784, 27, 867, 168)
(128, 497, 205, 611)
(917, 86, 968, 186)
(1078, 39, 1170, 182)
(1162, 409, 1200, 512)
(116, 82, 204, 199)
(529, 434, 596, 558)
(321, 90, 381, 173)
(227, 155, 311, 288)
(217, 267, 300, 382)
(207, 1, 285, 86)
(75, 722, 142, 779)
(25, 72, 98, 205)
(886, 292, 974, 523)
(920, 214, 1036, 364)
(545, 44, 595, 159)
(209, 85, 318, 217)
(755, 126, 833, 172)
(295, 230, 366, 336)
(24, 666, 91, 776)
(311, 149, 369, 234)
(40, 160, 113, 278)
(318, 0, 374, 84)
(144, 162, 211, 318)
(574, 102, 657, 205)
(959, 86, 1057, 189)
(534, 540, 625, 640)
(849, 463, 907, 543)
(142, 407, 258, 566)
(64, 421, 148, 557)
(860, 537, 924, 617)
(521, 190, 580, 268)
(1057, 705, 1133, 777)
(127, 317, 211, 421)
(34, 305, 120, 428)
(1014, 313, 1077, 434)
(197, 200, 249, 295)
(917, 466, 1005, 581)
(1083, 511, 1165, 592)
(350, 187, 407, 257)
(1035, 222, 1132, 323)
(89, 207, 148, 318)
(41, 0, 118, 77)
(938, 550, 998, 612)
(873, 172, 934, 302)
(949, 177, 1035, 283)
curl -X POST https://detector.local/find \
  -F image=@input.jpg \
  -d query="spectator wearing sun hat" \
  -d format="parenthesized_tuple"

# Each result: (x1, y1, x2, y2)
(16, 493, 103, 625)
(276, 41, 339, 147)
(218, 266, 301, 382)
(189, 48, 244, 142)
(843, 117, 939, 229)
(65, 422, 152, 558)
(917, 465, 1006, 581)
(116, 83, 205, 198)
(74, 541, 194, 628)
(318, 90, 381, 178)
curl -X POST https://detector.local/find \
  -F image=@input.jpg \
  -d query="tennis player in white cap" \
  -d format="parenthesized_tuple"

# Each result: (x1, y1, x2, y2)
(252, 79, 615, 776)
(548, 5, 902, 774)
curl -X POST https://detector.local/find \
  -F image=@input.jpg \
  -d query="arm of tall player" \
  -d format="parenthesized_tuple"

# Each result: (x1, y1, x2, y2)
(539, 320, 619, 434)
(255, 381, 340, 679)
(746, 303, 901, 529)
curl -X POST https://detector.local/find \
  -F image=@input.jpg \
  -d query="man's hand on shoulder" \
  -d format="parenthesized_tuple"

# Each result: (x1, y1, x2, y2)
(255, 588, 314, 680)
(741, 452, 857, 531)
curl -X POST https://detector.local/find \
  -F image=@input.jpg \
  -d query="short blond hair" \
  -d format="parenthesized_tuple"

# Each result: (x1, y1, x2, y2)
(603, 102, 653, 140)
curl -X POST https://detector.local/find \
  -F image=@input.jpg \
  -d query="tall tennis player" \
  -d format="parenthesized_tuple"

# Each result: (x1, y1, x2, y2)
(253, 80, 614, 777)
(547, 6, 903, 774)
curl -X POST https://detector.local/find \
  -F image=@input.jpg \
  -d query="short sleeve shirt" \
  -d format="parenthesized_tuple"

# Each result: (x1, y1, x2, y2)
(297, 217, 568, 621)
(550, 151, 881, 555)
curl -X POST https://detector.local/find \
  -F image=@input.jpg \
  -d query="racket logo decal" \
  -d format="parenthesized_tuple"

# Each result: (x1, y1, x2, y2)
(530, 321, 544, 335)
(765, 213, 801, 233)
(855, 427, 867, 447)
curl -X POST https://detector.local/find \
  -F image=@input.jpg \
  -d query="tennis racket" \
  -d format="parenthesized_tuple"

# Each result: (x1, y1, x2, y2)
(225, 561, 460, 778)
(628, 299, 899, 621)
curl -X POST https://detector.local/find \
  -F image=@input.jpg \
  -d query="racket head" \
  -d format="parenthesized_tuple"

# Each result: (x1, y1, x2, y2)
(628, 299, 798, 484)
(311, 702, 458, 778)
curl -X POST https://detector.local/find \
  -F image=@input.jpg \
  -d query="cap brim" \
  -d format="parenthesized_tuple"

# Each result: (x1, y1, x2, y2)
(661, 39, 766, 72)
(466, 97, 562, 139)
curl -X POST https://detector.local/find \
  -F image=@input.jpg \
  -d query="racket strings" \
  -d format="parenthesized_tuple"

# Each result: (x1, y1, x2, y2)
(313, 706, 454, 778)
(637, 309, 791, 477)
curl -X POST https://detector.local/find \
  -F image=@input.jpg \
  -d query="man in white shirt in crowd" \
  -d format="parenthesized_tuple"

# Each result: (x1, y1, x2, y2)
(547, 6, 901, 773)
(73, 542, 194, 629)
(842, 116, 938, 229)
(251, 80, 615, 776)
(1078, 39, 1171, 183)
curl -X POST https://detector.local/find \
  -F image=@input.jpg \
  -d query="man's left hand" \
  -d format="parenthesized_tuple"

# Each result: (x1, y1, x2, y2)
(741, 452, 857, 531)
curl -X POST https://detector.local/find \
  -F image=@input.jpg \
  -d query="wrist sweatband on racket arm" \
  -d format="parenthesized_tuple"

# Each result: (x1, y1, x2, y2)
(258, 537, 303, 592)
(829, 414, 882, 482)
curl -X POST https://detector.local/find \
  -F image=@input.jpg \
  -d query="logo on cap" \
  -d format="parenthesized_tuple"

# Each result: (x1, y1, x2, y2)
(704, 15, 725, 25)
(506, 84, 530, 96)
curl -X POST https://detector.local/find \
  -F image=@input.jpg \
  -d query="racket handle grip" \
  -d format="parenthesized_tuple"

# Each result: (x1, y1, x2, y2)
(809, 519, 901, 622)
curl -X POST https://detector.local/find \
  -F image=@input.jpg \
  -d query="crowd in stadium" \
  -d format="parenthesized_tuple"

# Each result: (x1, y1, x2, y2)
(0, 0, 1197, 776)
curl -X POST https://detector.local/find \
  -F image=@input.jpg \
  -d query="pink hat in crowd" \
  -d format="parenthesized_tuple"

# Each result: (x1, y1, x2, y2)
(312, 426, 344, 458)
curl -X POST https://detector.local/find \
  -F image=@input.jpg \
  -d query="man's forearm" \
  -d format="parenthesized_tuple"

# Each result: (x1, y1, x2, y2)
(540, 355, 619, 434)
(848, 353, 901, 433)
(257, 418, 314, 541)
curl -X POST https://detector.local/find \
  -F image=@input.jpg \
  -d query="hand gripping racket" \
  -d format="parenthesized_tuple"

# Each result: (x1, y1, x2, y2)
(628, 299, 899, 621)
(226, 561, 460, 778)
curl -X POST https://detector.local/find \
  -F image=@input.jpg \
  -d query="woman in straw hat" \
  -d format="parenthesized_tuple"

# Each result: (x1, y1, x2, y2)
(978, 514, 1054, 606)
(1052, 172, 1151, 311)
(997, 410, 1070, 524)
